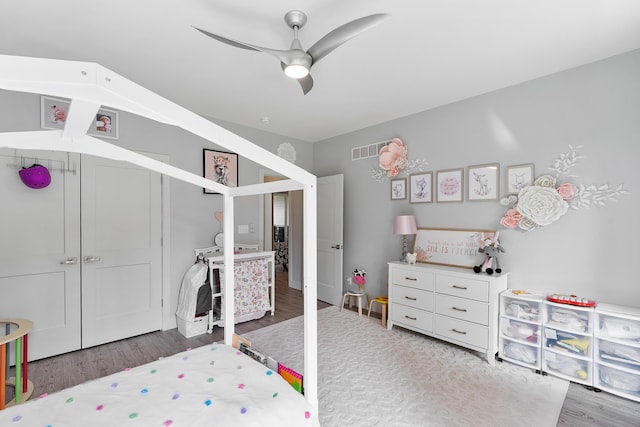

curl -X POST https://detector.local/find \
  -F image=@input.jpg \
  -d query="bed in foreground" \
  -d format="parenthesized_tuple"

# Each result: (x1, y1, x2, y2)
(0, 343, 319, 426)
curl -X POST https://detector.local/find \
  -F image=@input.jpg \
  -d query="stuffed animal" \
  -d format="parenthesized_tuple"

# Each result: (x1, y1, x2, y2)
(353, 268, 367, 292)
(405, 252, 417, 264)
(473, 233, 505, 275)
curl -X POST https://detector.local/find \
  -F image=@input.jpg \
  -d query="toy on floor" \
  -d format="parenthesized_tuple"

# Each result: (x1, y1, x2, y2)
(473, 233, 505, 275)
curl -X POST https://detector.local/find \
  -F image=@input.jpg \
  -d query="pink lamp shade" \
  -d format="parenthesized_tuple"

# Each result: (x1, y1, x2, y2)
(393, 215, 417, 261)
(393, 215, 417, 236)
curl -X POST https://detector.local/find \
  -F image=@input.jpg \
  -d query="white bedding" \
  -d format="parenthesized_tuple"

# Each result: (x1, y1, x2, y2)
(0, 343, 319, 426)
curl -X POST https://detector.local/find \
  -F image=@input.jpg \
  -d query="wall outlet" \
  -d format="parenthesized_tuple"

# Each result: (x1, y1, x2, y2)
(238, 224, 249, 234)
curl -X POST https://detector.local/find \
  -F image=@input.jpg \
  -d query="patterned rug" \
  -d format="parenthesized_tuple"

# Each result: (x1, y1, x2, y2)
(243, 306, 569, 427)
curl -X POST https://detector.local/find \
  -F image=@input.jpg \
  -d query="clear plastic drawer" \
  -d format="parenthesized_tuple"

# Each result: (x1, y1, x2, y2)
(543, 350, 591, 382)
(501, 318, 540, 345)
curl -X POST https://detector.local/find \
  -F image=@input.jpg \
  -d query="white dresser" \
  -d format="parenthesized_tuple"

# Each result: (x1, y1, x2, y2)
(387, 261, 508, 365)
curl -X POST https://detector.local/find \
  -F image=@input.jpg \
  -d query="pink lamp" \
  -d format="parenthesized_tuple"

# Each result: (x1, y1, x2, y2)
(394, 215, 417, 261)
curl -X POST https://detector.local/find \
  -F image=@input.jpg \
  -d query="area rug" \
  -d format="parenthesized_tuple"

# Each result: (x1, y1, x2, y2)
(243, 306, 569, 427)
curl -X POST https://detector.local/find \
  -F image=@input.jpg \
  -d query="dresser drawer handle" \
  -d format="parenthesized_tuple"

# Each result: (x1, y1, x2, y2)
(404, 277, 417, 281)
(404, 296, 417, 301)
(451, 328, 467, 335)
(452, 306, 467, 312)
(404, 315, 417, 321)
(452, 285, 468, 290)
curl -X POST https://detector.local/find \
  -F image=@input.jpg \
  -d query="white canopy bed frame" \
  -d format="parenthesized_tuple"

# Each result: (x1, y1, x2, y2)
(0, 54, 319, 412)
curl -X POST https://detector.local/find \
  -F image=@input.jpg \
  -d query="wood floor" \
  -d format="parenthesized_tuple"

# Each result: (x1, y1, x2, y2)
(13, 271, 640, 426)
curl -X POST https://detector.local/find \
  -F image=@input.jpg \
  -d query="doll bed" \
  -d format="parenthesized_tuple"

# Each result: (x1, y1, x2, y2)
(0, 343, 319, 426)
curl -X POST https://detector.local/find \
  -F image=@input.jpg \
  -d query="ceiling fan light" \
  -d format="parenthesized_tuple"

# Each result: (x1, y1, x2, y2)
(284, 64, 309, 79)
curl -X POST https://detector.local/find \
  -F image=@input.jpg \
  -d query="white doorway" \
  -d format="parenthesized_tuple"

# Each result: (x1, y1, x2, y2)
(259, 172, 343, 306)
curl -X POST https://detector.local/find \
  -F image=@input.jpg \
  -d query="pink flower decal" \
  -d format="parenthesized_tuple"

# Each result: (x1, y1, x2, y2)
(379, 138, 408, 177)
(500, 208, 522, 229)
(556, 183, 579, 200)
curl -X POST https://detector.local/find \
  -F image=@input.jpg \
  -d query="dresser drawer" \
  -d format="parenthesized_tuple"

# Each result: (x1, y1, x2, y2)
(392, 303, 433, 332)
(435, 316, 488, 349)
(392, 268, 434, 291)
(436, 274, 489, 302)
(436, 294, 488, 325)
(391, 284, 434, 311)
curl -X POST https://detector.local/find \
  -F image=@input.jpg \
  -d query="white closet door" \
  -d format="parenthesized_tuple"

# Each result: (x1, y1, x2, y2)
(0, 149, 81, 360)
(80, 154, 162, 348)
(316, 174, 344, 306)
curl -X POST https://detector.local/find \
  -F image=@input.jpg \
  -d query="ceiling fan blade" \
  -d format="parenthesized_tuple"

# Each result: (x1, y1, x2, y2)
(194, 26, 292, 63)
(307, 13, 390, 64)
(193, 26, 260, 51)
(280, 62, 314, 94)
(298, 74, 314, 94)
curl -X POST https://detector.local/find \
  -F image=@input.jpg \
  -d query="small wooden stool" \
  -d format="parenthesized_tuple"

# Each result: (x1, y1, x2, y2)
(367, 296, 389, 327)
(340, 291, 366, 316)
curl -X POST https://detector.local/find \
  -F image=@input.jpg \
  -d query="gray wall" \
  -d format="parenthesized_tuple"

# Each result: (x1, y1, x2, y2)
(313, 49, 640, 307)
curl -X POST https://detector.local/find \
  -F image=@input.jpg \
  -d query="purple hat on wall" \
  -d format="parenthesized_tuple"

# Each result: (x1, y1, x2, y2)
(18, 164, 51, 189)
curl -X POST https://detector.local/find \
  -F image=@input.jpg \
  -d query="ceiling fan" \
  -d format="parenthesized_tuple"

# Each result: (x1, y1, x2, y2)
(194, 10, 390, 94)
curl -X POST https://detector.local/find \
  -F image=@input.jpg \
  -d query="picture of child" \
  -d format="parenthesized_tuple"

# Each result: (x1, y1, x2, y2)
(96, 114, 112, 133)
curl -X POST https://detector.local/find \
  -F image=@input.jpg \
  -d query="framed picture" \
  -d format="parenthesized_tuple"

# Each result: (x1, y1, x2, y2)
(390, 178, 407, 200)
(409, 172, 433, 203)
(436, 168, 463, 203)
(467, 163, 499, 201)
(41, 96, 120, 139)
(203, 149, 238, 194)
(506, 163, 535, 194)
(40, 96, 70, 130)
(89, 107, 119, 140)
(413, 227, 497, 268)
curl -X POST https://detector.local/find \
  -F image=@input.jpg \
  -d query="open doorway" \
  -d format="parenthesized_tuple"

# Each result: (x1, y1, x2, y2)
(263, 175, 294, 292)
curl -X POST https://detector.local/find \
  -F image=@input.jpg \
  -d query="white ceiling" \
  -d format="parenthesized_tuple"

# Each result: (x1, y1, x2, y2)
(2, 1, 640, 143)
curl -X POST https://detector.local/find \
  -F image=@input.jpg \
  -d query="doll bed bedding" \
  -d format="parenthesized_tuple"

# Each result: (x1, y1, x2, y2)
(0, 343, 319, 427)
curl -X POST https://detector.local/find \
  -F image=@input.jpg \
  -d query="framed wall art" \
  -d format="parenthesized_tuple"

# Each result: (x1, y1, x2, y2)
(89, 107, 119, 140)
(40, 96, 70, 130)
(436, 168, 463, 203)
(390, 177, 407, 200)
(506, 163, 535, 194)
(203, 149, 238, 194)
(409, 172, 433, 204)
(467, 163, 499, 201)
(413, 227, 497, 268)
(41, 96, 120, 139)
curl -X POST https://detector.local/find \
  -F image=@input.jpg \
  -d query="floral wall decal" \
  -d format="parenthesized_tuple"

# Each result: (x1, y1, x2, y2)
(370, 137, 428, 183)
(500, 145, 628, 231)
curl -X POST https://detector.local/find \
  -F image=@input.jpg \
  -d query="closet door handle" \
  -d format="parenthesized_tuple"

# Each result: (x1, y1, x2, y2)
(331, 244, 343, 250)
(60, 257, 78, 265)
(84, 256, 102, 263)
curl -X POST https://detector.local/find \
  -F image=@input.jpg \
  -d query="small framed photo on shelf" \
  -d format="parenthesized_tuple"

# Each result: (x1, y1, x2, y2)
(467, 163, 499, 201)
(203, 149, 239, 194)
(436, 168, 463, 203)
(409, 172, 433, 203)
(390, 177, 407, 200)
(506, 163, 535, 194)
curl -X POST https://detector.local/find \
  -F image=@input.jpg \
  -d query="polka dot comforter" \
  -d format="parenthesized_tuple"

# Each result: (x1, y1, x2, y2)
(0, 344, 319, 427)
